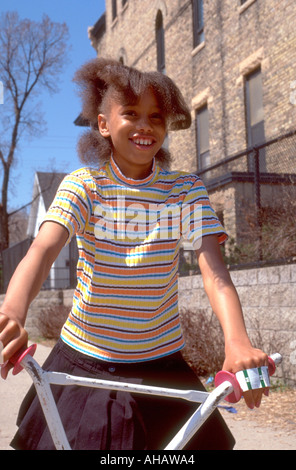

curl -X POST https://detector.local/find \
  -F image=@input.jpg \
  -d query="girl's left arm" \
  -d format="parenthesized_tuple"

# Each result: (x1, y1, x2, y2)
(195, 235, 269, 409)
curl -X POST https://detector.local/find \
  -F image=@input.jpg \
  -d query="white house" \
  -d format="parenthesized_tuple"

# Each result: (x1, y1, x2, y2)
(27, 171, 78, 290)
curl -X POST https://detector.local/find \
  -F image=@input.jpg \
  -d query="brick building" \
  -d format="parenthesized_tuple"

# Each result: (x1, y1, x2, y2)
(87, 0, 296, 251)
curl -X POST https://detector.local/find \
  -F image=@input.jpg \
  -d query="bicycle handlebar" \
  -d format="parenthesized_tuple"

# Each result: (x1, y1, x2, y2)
(8, 343, 282, 403)
(8, 343, 37, 375)
(214, 353, 282, 403)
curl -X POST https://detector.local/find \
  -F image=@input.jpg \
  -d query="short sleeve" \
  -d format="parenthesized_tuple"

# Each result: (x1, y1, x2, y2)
(181, 176, 227, 250)
(42, 173, 92, 245)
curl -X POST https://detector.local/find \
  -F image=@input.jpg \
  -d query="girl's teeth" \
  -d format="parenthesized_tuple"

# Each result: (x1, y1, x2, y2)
(134, 139, 152, 146)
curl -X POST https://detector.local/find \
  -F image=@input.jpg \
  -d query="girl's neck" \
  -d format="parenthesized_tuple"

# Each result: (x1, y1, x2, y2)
(111, 153, 154, 181)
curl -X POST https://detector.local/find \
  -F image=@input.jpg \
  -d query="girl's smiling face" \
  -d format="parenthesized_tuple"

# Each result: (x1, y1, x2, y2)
(98, 88, 167, 179)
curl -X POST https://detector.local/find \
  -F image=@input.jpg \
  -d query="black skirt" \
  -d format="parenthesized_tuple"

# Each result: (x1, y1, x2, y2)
(11, 338, 235, 450)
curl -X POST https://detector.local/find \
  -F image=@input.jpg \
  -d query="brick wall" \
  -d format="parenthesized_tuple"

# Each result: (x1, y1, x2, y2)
(89, 0, 296, 247)
(91, 0, 296, 173)
(179, 263, 296, 385)
(0, 289, 74, 339)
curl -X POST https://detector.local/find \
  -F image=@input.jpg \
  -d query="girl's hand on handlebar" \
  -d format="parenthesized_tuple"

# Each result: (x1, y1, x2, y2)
(0, 312, 28, 380)
(223, 339, 269, 409)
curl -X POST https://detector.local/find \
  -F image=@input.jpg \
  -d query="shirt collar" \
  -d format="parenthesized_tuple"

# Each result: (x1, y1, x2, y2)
(108, 154, 158, 187)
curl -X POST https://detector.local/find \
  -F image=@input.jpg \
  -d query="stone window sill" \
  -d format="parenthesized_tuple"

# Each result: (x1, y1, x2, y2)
(191, 41, 205, 57)
(239, 0, 257, 15)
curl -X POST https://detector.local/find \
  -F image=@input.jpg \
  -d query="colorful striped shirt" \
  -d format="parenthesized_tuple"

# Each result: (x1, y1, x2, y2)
(43, 156, 227, 363)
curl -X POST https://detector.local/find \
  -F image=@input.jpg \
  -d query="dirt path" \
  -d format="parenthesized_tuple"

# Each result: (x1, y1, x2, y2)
(220, 387, 296, 450)
(0, 343, 295, 451)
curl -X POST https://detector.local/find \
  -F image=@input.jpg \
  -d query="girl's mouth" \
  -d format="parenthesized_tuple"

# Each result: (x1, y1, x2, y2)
(130, 136, 156, 148)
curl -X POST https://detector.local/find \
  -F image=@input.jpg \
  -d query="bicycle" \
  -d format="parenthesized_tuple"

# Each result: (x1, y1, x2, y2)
(8, 345, 282, 450)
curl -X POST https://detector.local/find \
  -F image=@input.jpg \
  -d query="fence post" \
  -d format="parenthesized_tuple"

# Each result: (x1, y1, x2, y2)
(253, 147, 262, 261)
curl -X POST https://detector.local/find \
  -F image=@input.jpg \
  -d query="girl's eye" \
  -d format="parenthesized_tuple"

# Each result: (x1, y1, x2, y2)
(151, 113, 164, 122)
(124, 110, 137, 117)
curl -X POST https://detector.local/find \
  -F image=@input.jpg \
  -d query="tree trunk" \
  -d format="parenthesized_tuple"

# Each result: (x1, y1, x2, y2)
(0, 166, 10, 251)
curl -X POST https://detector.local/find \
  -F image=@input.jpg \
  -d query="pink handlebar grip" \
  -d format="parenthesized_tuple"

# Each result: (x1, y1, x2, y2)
(214, 370, 242, 403)
(9, 343, 37, 375)
(214, 355, 279, 404)
(267, 356, 276, 376)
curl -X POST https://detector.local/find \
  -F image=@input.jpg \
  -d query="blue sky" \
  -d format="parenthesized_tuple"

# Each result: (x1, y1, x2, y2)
(1, 0, 105, 212)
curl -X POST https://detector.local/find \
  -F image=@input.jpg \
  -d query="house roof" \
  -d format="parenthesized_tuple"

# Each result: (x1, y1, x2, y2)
(27, 171, 67, 238)
(36, 171, 66, 210)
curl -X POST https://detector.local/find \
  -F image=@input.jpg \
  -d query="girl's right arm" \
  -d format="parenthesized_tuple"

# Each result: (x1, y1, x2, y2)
(0, 221, 69, 378)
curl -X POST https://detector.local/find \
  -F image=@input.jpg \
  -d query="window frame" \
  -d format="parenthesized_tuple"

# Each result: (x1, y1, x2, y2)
(244, 67, 266, 171)
(196, 105, 210, 171)
(156, 10, 166, 73)
(192, 0, 205, 49)
(112, 0, 117, 22)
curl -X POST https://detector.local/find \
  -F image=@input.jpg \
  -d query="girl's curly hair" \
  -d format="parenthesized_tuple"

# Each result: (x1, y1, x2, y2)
(73, 58, 191, 168)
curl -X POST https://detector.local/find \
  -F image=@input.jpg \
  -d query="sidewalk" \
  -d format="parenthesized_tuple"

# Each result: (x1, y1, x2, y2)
(0, 343, 295, 450)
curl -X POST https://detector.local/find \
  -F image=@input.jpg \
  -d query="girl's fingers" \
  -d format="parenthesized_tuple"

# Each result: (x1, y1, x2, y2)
(0, 312, 28, 372)
(243, 389, 264, 409)
(0, 339, 4, 364)
(0, 334, 13, 380)
(1, 361, 13, 380)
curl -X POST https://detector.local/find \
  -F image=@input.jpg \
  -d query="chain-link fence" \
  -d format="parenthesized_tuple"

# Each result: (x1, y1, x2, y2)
(0, 236, 78, 294)
(197, 129, 296, 268)
(2, 130, 295, 289)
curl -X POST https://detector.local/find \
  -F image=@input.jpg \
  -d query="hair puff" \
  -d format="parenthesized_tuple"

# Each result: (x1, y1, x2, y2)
(73, 58, 191, 167)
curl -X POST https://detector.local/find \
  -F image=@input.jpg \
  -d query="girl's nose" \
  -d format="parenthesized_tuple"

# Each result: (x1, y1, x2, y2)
(136, 115, 152, 132)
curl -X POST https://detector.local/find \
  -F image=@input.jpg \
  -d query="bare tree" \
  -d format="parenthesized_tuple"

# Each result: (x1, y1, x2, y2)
(0, 11, 69, 251)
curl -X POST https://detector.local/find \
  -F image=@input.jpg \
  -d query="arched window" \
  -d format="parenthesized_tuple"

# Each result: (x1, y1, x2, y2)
(112, 0, 117, 22)
(156, 10, 165, 73)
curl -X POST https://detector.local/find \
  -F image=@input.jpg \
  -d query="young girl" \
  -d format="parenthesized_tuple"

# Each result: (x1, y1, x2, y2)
(0, 58, 268, 450)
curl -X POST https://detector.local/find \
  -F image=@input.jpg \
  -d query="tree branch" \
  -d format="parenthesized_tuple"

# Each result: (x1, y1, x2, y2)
(0, 11, 69, 249)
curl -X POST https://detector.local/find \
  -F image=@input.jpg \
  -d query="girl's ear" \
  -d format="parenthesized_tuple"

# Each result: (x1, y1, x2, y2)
(98, 114, 110, 138)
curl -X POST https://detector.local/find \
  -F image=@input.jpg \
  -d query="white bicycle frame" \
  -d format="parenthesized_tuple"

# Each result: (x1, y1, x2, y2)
(17, 351, 282, 451)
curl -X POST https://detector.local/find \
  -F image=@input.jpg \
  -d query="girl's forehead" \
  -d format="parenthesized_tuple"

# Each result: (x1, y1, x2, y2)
(117, 88, 161, 108)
